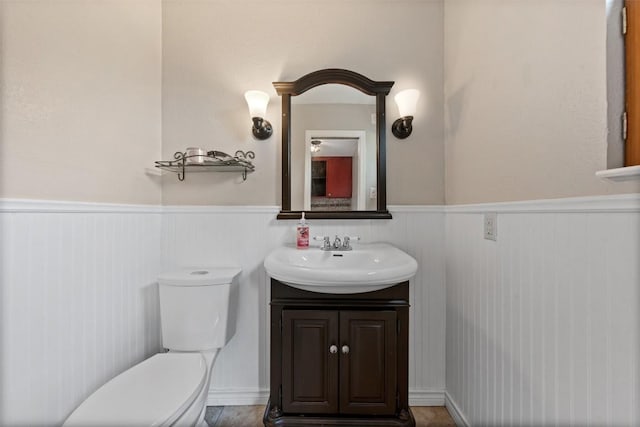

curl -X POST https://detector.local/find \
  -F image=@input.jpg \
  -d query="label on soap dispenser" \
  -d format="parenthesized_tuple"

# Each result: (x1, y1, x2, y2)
(296, 225, 309, 249)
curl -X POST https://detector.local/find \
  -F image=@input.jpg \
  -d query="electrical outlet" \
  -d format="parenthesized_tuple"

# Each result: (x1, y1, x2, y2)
(484, 213, 497, 241)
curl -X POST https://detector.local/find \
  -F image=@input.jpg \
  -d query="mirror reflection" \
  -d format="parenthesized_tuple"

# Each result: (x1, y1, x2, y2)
(291, 84, 377, 211)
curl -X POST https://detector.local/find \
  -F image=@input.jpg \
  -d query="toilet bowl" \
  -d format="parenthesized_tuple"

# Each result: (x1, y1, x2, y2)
(63, 267, 240, 427)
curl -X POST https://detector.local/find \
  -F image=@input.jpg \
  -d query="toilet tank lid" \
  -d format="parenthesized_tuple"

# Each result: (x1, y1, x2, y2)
(158, 267, 241, 286)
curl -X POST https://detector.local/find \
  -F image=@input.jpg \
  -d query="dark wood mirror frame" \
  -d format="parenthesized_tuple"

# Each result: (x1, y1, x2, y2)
(273, 69, 394, 220)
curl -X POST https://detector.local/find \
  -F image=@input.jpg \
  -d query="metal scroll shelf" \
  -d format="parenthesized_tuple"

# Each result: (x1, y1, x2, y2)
(155, 150, 255, 181)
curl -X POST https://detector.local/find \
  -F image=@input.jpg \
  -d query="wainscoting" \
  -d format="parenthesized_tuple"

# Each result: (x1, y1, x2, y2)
(445, 195, 640, 426)
(2, 196, 638, 426)
(0, 200, 163, 426)
(0, 201, 447, 426)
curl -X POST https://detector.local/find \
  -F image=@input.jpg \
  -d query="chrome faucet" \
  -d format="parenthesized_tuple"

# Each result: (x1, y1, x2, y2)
(314, 235, 360, 251)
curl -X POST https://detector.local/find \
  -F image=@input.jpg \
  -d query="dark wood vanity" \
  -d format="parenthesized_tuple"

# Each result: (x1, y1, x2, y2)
(264, 279, 415, 426)
(266, 67, 413, 425)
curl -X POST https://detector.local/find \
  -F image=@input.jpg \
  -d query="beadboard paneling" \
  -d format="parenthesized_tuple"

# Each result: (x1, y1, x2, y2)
(160, 206, 447, 405)
(0, 207, 163, 426)
(4, 196, 636, 425)
(0, 202, 448, 423)
(445, 200, 640, 426)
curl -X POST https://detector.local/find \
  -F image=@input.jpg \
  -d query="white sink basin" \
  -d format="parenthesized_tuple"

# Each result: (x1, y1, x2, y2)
(264, 242, 418, 294)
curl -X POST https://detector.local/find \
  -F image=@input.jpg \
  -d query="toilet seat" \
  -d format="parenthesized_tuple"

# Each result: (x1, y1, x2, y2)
(63, 353, 207, 426)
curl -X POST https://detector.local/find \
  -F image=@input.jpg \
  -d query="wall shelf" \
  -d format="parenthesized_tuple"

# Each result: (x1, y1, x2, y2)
(155, 150, 255, 181)
(595, 165, 640, 182)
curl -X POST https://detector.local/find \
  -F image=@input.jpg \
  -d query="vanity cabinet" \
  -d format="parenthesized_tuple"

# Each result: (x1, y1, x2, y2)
(264, 280, 414, 426)
(282, 310, 397, 415)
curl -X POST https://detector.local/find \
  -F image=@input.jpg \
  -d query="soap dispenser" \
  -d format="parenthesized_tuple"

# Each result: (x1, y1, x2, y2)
(296, 212, 309, 249)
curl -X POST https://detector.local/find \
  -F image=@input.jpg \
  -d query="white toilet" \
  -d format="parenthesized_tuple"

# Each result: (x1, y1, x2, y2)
(64, 267, 241, 427)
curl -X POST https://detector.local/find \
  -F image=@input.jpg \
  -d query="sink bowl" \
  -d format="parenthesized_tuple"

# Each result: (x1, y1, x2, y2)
(264, 242, 418, 294)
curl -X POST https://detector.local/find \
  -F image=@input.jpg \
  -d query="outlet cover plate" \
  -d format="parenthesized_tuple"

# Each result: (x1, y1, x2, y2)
(484, 213, 497, 241)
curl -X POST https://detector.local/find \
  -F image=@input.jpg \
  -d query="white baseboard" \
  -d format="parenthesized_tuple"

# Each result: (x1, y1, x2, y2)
(408, 389, 445, 406)
(207, 388, 270, 406)
(445, 391, 470, 427)
(207, 388, 446, 408)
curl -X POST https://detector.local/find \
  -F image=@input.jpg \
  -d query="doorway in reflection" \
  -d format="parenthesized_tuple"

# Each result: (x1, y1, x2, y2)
(311, 150, 353, 211)
(304, 131, 370, 211)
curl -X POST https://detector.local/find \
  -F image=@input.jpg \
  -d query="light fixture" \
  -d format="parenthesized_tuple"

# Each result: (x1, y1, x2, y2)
(244, 90, 273, 140)
(392, 89, 420, 139)
(310, 139, 322, 153)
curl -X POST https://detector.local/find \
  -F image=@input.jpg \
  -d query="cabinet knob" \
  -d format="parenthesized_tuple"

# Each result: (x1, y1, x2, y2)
(341, 345, 350, 354)
(329, 345, 338, 354)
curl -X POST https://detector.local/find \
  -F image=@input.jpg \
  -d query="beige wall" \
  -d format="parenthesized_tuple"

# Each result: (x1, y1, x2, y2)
(444, 0, 639, 205)
(161, 0, 445, 206)
(0, 0, 162, 205)
(4, 1, 634, 207)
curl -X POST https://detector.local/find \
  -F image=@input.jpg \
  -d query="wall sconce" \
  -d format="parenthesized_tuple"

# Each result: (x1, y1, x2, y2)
(392, 89, 420, 139)
(244, 90, 273, 140)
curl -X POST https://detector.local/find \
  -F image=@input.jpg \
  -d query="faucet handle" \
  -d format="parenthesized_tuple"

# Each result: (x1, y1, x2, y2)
(313, 235, 332, 250)
(342, 236, 360, 250)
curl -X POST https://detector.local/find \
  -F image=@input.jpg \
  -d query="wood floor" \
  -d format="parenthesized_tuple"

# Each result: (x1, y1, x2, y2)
(205, 406, 456, 427)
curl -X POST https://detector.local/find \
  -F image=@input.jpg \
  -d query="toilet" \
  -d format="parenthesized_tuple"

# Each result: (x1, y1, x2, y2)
(63, 267, 241, 427)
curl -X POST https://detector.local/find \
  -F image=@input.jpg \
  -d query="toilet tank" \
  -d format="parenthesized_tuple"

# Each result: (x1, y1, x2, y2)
(158, 267, 241, 351)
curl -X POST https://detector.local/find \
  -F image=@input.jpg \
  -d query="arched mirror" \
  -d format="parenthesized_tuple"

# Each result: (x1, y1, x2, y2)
(274, 69, 394, 219)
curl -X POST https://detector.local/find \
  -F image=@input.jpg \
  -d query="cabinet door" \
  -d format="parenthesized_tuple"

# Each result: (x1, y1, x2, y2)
(282, 310, 339, 414)
(339, 311, 397, 415)
(325, 157, 352, 198)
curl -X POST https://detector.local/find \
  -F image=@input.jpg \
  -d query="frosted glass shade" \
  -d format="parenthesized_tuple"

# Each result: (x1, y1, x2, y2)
(394, 89, 420, 117)
(310, 139, 322, 153)
(244, 90, 270, 118)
